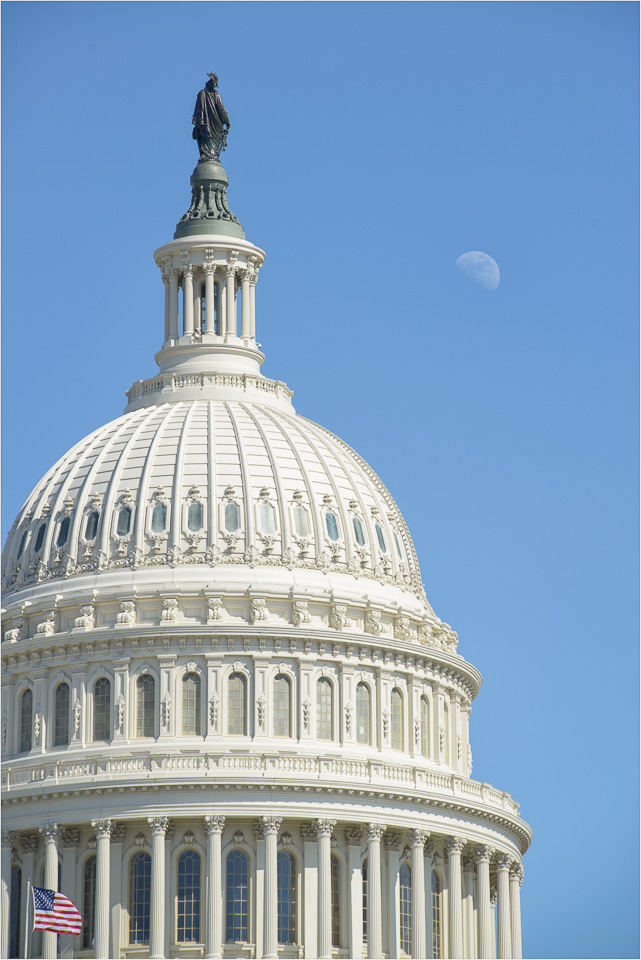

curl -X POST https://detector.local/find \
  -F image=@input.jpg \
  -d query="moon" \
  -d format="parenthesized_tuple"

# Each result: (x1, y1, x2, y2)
(455, 251, 500, 291)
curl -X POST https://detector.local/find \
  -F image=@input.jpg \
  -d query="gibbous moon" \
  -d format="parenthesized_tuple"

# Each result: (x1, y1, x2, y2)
(455, 251, 500, 290)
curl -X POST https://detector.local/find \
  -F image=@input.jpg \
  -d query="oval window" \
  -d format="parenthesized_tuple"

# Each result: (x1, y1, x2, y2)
(293, 504, 310, 537)
(56, 516, 70, 547)
(187, 502, 203, 532)
(225, 502, 240, 533)
(258, 501, 276, 535)
(16, 531, 28, 559)
(375, 523, 386, 553)
(325, 511, 339, 541)
(85, 511, 99, 540)
(34, 523, 47, 553)
(352, 516, 365, 547)
(151, 501, 167, 534)
(117, 505, 132, 536)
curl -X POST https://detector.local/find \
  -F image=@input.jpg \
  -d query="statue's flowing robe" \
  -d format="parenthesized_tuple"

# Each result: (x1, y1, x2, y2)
(192, 88, 230, 160)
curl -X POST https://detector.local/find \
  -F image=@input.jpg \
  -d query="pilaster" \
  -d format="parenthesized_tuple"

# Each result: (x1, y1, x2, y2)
(302, 823, 319, 959)
(59, 829, 80, 959)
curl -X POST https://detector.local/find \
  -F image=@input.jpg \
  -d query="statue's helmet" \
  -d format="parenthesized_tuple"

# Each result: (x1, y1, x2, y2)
(207, 72, 219, 84)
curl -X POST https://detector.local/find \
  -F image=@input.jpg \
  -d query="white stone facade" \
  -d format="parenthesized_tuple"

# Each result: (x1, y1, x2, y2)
(1, 128, 530, 960)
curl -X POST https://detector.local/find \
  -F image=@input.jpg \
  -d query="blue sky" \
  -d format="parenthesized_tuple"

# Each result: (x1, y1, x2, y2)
(2, 3, 638, 957)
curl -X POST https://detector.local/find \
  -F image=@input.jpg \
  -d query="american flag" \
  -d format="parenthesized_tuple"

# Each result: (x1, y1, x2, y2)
(32, 886, 82, 935)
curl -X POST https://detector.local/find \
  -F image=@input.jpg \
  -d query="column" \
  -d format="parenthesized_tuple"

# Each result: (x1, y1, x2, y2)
(302, 824, 319, 959)
(193, 275, 202, 334)
(316, 819, 336, 960)
(162, 272, 170, 341)
(110, 826, 125, 960)
(262, 816, 282, 959)
(240, 270, 251, 339)
(19, 835, 37, 960)
(475, 846, 493, 960)
(495, 855, 511, 959)
(462, 856, 477, 960)
(204, 816, 225, 959)
(408, 830, 427, 960)
(446, 836, 465, 960)
(366, 823, 385, 959)
(226, 262, 236, 336)
(204, 264, 216, 334)
(148, 817, 169, 959)
(490, 890, 497, 959)
(183, 265, 194, 336)
(60, 829, 80, 959)
(509, 863, 523, 960)
(346, 827, 363, 960)
(168, 270, 180, 340)
(92, 819, 112, 959)
(249, 271, 257, 339)
(384, 833, 401, 960)
(254, 821, 266, 958)
(1, 831, 14, 960)
(40, 824, 59, 960)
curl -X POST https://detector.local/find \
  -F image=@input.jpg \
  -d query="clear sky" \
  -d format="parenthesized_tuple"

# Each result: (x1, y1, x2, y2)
(2, 3, 638, 957)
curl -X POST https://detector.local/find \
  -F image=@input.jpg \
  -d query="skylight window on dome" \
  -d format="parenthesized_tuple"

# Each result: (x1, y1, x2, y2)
(117, 506, 132, 536)
(56, 517, 70, 547)
(258, 501, 276, 535)
(151, 502, 167, 534)
(34, 522, 47, 553)
(187, 502, 204, 532)
(293, 504, 310, 538)
(352, 516, 365, 547)
(224, 502, 240, 532)
(393, 530, 404, 562)
(16, 531, 28, 560)
(375, 523, 387, 553)
(85, 511, 100, 541)
(325, 511, 339, 541)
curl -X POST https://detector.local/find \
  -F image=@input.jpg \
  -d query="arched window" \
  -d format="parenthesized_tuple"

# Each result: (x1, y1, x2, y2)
(84, 511, 100, 540)
(56, 516, 70, 547)
(20, 689, 32, 753)
(117, 505, 132, 536)
(273, 674, 291, 737)
(352, 516, 365, 547)
(82, 856, 96, 949)
(391, 688, 403, 750)
(129, 852, 151, 945)
(420, 696, 430, 758)
(187, 502, 203, 532)
(316, 678, 333, 740)
(182, 673, 201, 735)
(228, 673, 247, 735)
(356, 682, 370, 745)
(34, 522, 47, 553)
(225, 849, 249, 943)
(136, 674, 155, 738)
(93, 678, 111, 742)
(325, 511, 339, 541)
(431, 870, 442, 959)
(400, 863, 411, 956)
(151, 501, 167, 534)
(362, 858, 368, 944)
(16, 531, 28, 560)
(375, 522, 387, 553)
(277, 850, 296, 944)
(177, 850, 201, 943)
(9, 864, 21, 959)
(224, 502, 240, 532)
(54, 682, 70, 747)
(330, 854, 340, 947)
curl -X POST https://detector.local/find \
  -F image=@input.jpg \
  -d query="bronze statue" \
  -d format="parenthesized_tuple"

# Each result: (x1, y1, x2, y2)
(192, 73, 230, 162)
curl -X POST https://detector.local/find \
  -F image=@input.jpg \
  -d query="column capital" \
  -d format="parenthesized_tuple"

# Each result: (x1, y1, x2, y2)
(366, 823, 386, 842)
(204, 815, 226, 836)
(509, 861, 524, 885)
(39, 823, 60, 842)
(474, 843, 493, 864)
(183, 263, 195, 278)
(253, 820, 265, 841)
(345, 827, 363, 846)
(445, 835, 466, 855)
(60, 828, 80, 848)
(462, 855, 476, 871)
(203, 262, 217, 276)
(91, 819, 113, 840)
(408, 828, 429, 847)
(1, 830, 15, 848)
(147, 816, 170, 837)
(301, 823, 318, 843)
(315, 819, 336, 838)
(384, 832, 402, 851)
(19, 834, 38, 854)
(494, 852, 511, 871)
(260, 816, 282, 834)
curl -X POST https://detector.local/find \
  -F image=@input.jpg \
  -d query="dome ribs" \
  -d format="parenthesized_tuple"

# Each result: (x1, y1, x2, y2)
(238, 403, 291, 555)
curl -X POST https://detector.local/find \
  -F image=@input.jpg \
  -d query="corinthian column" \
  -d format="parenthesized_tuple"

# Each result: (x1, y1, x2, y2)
(249, 269, 258, 339)
(183, 265, 195, 336)
(475, 845, 493, 960)
(204, 263, 216, 334)
(366, 823, 385, 959)
(204, 816, 225, 959)
(446, 836, 465, 960)
(262, 816, 282, 959)
(495, 854, 512, 958)
(316, 819, 336, 960)
(384, 833, 401, 960)
(408, 830, 428, 960)
(148, 817, 169, 959)
(225, 261, 237, 337)
(509, 862, 523, 959)
(169, 270, 180, 340)
(40, 824, 59, 960)
(91, 820, 112, 959)
(1, 831, 14, 960)
(240, 270, 251, 339)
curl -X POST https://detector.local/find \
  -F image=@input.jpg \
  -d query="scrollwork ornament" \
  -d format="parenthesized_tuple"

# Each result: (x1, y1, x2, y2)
(302, 698, 311, 731)
(344, 701, 353, 733)
(209, 694, 219, 729)
(74, 699, 82, 735)
(251, 598, 268, 622)
(364, 609, 383, 636)
(257, 695, 266, 728)
(292, 600, 311, 626)
(161, 694, 172, 728)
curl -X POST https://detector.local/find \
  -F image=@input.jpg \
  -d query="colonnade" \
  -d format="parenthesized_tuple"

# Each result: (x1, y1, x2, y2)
(1, 818, 523, 960)
(161, 257, 258, 344)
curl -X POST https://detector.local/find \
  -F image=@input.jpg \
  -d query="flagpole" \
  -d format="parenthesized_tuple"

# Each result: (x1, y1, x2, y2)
(24, 878, 31, 960)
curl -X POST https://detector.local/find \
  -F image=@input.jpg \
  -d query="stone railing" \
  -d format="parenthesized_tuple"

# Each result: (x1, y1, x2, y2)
(1, 751, 520, 817)
(125, 372, 293, 406)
